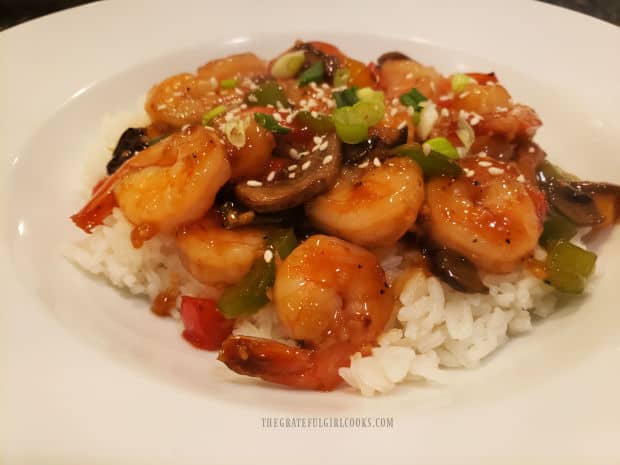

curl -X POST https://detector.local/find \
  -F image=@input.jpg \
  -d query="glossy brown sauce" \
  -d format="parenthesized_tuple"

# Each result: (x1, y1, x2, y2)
(151, 286, 179, 317)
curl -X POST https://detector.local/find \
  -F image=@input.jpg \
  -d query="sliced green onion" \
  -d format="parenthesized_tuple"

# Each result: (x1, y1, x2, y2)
(456, 115, 475, 152)
(224, 118, 246, 148)
(451, 73, 475, 93)
(299, 62, 324, 87)
(270, 50, 305, 79)
(333, 106, 368, 144)
(254, 112, 291, 134)
(202, 105, 227, 126)
(245, 81, 290, 108)
(399, 88, 428, 111)
(220, 78, 238, 89)
(545, 240, 596, 294)
(417, 101, 438, 140)
(293, 111, 334, 134)
(333, 67, 350, 88)
(352, 100, 384, 127)
(392, 143, 463, 178)
(424, 137, 459, 159)
(334, 86, 359, 108)
(539, 211, 578, 247)
(356, 87, 384, 104)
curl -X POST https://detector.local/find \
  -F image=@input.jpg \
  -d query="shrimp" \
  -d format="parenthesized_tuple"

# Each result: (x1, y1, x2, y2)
(305, 157, 424, 248)
(378, 58, 448, 100)
(146, 53, 267, 129)
(452, 83, 542, 140)
(72, 125, 230, 239)
(424, 156, 545, 273)
(175, 213, 266, 287)
(218, 235, 394, 390)
(225, 108, 276, 180)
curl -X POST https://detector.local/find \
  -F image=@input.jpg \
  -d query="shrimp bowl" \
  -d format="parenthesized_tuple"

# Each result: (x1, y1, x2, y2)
(63, 40, 620, 396)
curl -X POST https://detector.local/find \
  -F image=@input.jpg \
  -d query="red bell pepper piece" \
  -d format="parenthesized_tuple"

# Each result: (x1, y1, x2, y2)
(180, 296, 234, 351)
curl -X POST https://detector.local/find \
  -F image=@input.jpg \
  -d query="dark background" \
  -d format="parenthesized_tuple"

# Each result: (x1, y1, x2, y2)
(0, 0, 619, 31)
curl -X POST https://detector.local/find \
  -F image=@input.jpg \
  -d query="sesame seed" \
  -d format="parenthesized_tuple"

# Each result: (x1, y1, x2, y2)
(440, 108, 450, 117)
(300, 99, 307, 106)
(298, 151, 309, 158)
(263, 249, 274, 263)
(309, 81, 318, 89)
(289, 148, 299, 158)
(439, 93, 453, 101)
(301, 160, 312, 171)
(390, 107, 398, 117)
(322, 155, 333, 165)
(488, 167, 505, 175)
(516, 174, 526, 183)
(459, 91, 470, 99)
(288, 164, 298, 171)
(406, 106, 414, 115)
(464, 168, 475, 178)
(267, 171, 276, 182)
(173, 91, 183, 97)
(496, 106, 508, 112)
(234, 87, 244, 95)
(156, 104, 167, 110)
(288, 172, 296, 179)
(358, 160, 369, 168)
(405, 72, 413, 79)
(209, 77, 218, 87)
(321, 83, 330, 90)
(478, 151, 488, 158)
(266, 104, 274, 109)
(240, 103, 248, 110)
(273, 113, 283, 122)
(181, 124, 191, 132)
(422, 143, 431, 156)
(247, 94, 258, 103)
(397, 120, 407, 130)
(313, 136, 323, 145)
(224, 112, 234, 122)
(391, 98, 399, 106)
(276, 101, 285, 110)
(246, 180, 262, 187)
(307, 99, 317, 108)
(478, 161, 492, 167)
(470, 115, 481, 126)
(319, 141, 328, 151)
(315, 89, 325, 98)
(311, 111, 319, 118)
(373, 157, 381, 167)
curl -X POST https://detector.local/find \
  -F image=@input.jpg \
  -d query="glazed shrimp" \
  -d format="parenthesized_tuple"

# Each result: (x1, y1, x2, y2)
(72, 125, 230, 239)
(424, 156, 545, 272)
(225, 108, 276, 180)
(219, 235, 394, 390)
(146, 53, 267, 129)
(175, 213, 266, 287)
(378, 58, 448, 100)
(305, 157, 424, 248)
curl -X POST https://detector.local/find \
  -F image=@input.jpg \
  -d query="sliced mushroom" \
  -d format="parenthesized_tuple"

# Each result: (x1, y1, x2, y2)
(235, 134, 342, 213)
(429, 248, 488, 294)
(571, 181, 620, 226)
(536, 161, 604, 226)
(377, 51, 412, 66)
(106, 127, 149, 175)
(293, 41, 339, 80)
(342, 125, 408, 165)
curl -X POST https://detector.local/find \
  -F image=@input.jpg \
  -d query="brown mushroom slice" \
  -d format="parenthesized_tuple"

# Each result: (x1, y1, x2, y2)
(536, 161, 604, 226)
(377, 51, 413, 66)
(430, 248, 488, 294)
(235, 134, 342, 213)
(572, 181, 620, 227)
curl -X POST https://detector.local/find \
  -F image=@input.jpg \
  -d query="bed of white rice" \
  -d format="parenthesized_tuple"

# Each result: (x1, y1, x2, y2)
(66, 107, 580, 396)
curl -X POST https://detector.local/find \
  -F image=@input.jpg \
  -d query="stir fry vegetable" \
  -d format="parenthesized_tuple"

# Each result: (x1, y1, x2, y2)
(180, 297, 234, 350)
(545, 240, 597, 294)
(217, 229, 298, 317)
(392, 143, 463, 178)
